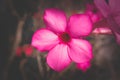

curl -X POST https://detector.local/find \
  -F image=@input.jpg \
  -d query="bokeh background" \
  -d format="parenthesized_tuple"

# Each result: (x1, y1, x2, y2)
(1, 0, 120, 80)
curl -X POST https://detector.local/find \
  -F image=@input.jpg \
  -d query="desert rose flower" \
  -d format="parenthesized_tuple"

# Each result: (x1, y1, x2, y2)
(31, 8, 93, 72)
(94, 0, 120, 44)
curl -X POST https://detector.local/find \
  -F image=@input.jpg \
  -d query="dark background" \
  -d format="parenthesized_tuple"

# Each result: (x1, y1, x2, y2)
(1, 0, 120, 80)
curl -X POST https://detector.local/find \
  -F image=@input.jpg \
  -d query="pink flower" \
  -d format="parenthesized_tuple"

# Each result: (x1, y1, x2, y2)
(94, 0, 120, 44)
(85, 3, 103, 23)
(32, 8, 93, 72)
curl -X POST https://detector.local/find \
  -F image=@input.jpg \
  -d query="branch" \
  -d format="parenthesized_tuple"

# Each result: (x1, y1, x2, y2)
(19, 59, 28, 80)
(35, 50, 44, 78)
(3, 15, 27, 80)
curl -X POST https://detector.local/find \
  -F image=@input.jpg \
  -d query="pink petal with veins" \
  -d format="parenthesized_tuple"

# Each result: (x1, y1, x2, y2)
(31, 29, 59, 51)
(94, 0, 110, 17)
(109, 0, 120, 12)
(68, 14, 92, 37)
(114, 14, 120, 30)
(47, 44, 71, 72)
(114, 32, 120, 45)
(43, 8, 67, 33)
(68, 39, 93, 63)
(107, 16, 120, 34)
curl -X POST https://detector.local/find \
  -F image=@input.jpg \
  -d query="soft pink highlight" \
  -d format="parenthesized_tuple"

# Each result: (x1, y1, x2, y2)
(93, 27, 112, 34)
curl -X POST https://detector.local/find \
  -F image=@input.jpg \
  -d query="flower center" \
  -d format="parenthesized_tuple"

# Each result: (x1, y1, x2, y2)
(59, 32, 71, 43)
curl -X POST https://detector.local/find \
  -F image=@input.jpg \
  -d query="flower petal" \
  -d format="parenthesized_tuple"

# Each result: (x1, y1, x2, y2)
(94, 0, 110, 17)
(68, 39, 93, 63)
(76, 61, 91, 72)
(114, 14, 120, 26)
(68, 14, 92, 37)
(109, 0, 120, 12)
(90, 13, 101, 23)
(47, 44, 71, 72)
(85, 3, 102, 23)
(107, 16, 120, 34)
(114, 32, 120, 45)
(31, 29, 59, 51)
(43, 8, 67, 33)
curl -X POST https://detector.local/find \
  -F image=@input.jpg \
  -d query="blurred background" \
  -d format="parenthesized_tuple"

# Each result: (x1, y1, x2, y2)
(1, 0, 120, 80)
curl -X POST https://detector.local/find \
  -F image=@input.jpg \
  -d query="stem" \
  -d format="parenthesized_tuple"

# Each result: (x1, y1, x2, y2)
(35, 50, 44, 78)
(10, 17, 26, 64)
(3, 16, 26, 80)
(7, 0, 20, 19)
(19, 59, 28, 80)
(109, 64, 117, 80)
